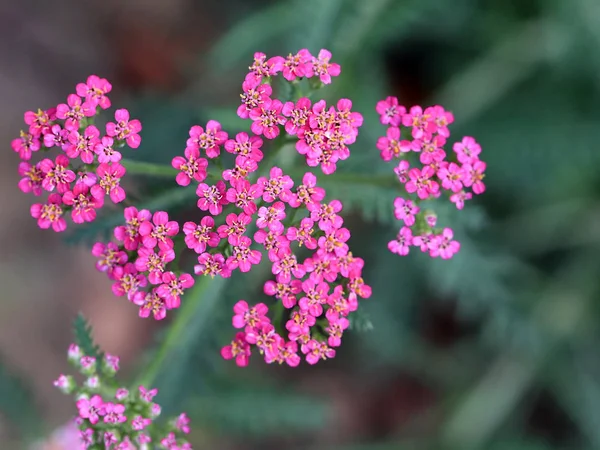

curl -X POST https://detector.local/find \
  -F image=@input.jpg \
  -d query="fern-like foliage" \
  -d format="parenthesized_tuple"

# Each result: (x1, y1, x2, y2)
(73, 313, 104, 363)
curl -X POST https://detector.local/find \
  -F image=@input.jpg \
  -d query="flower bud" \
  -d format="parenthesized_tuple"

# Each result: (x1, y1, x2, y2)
(79, 356, 96, 375)
(53, 374, 75, 394)
(67, 344, 82, 364)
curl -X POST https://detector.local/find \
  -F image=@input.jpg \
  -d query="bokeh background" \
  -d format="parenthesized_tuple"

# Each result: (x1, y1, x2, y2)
(2, 0, 600, 449)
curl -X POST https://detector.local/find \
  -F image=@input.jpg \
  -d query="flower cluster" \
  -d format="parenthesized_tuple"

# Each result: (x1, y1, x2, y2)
(237, 49, 362, 174)
(375, 98, 486, 259)
(54, 344, 191, 449)
(166, 49, 371, 366)
(13, 75, 142, 232)
(92, 208, 194, 321)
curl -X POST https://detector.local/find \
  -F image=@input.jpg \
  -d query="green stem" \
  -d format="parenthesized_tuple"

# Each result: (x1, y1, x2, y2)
(121, 159, 179, 178)
(133, 274, 217, 389)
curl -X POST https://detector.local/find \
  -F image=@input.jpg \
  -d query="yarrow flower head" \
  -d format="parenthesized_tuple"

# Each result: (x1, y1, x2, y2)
(375, 99, 487, 259)
(13, 76, 142, 233)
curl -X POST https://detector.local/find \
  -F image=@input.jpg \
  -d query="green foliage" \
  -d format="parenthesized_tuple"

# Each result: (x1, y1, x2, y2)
(0, 355, 43, 439)
(73, 313, 104, 363)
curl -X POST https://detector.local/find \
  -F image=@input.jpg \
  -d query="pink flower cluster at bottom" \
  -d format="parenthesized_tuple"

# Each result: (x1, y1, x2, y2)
(54, 344, 192, 449)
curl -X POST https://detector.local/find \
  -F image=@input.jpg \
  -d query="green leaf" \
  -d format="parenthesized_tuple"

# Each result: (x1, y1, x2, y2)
(73, 313, 104, 363)
(191, 388, 328, 436)
(0, 356, 43, 440)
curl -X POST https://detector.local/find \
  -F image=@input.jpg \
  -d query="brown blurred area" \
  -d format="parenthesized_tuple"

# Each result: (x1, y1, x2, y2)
(0, 0, 203, 443)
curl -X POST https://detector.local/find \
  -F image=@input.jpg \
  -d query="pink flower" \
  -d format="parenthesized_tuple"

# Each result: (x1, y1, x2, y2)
(175, 413, 191, 434)
(413, 232, 435, 253)
(62, 183, 104, 223)
(156, 271, 195, 309)
(429, 105, 454, 137)
(376, 126, 413, 161)
(66, 125, 101, 163)
(388, 226, 414, 256)
(32, 194, 67, 232)
(217, 212, 252, 244)
(308, 200, 344, 231)
(183, 216, 220, 253)
(43, 124, 69, 150)
(450, 190, 473, 210)
(394, 160, 410, 184)
(172, 147, 209, 186)
(226, 179, 263, 215)
(221, 332, 251, 367)
(92, 162, 127, 203)
(95, 136, 121, 164)
(282, 49, 312, 81)
(18, 161, 44, 195)
(405, 166, 439, 200)
(138, 211, 180, 251)
(12, 130, 41, 161)
(336, 98, 364, 131)
(326, 314, 350, 347)
(305, 340, 335, 365)
(348, 276, 372, 301)
(254, 228, 290, 262)
(238, 76, 273, 119)
(92, 241, 127, 278)
(24, 108, 53, 136)
(75, 170, 97, 187)
(438, 162, 464, 192)
(197, 181, 229, 215)
(317, 227, 351, 257)
(139, 386, 158, 402)
(222, 155, 258, 183)
(226, 236, 262, 273)
(224, 132, 264, 161)
(132, 415, 152, 431)
(298, 278, 329, 317)
(307, 49, 340, 84)
(106, 109, 142, 148)
(304, 252, 339, 284)
(287, 217, 317, 249)
(186, 121, 228, 158)
(266, 336, 301, 367)
(111, 263, 147, 300)
(76, 75, 112, 109)
(56, 94, 95, 130)
(249, 98, 285, 139)
(257, 166, 294, 203)
(256, 201, 286, 232)
(76, 395, 105, 425)
(232, 300, 270, 331)
(264, 279, 301, 308)
(272, 253, 305, 284)
(453, 136, 481, 164)
(461, 160, 486, 194)
(393, 197, 419, 226)
(247, 52, 284, 80)
(418, 135, 446, 165)
(282, 97, 312, 135)
(134, 289, 167, 320)
(195, 252, 231, 278)
(402, 105, 436, 139)
(285, 172, 325, 207)
(114, 207, 152, 251)
(376, 96, 405, 126)
(429, 228, 460, 259)
(135, 246, 175, 284)
(245, 323, 279, 357)
(103, 403, 127, 424)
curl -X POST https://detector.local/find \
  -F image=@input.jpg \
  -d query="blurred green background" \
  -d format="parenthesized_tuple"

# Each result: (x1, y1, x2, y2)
(3, 0, 600, 449)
